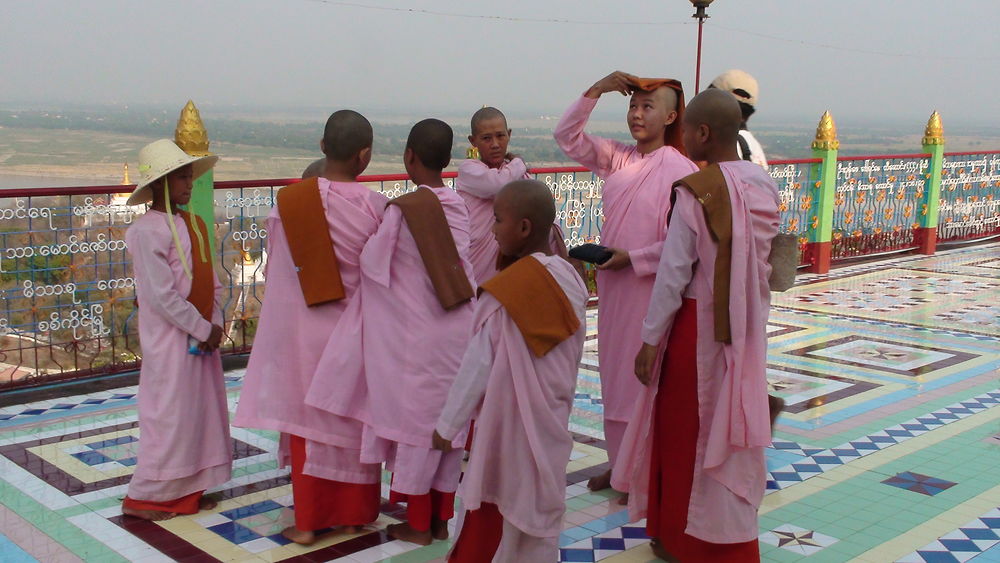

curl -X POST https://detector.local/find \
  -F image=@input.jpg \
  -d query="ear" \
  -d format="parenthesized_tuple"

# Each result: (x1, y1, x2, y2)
(403, 147, 414, 165)
(519, 217, 533, 237)
(506, 128, 513, 138)
(357, 146, 372, 170)
(664, 110, 678, 126)
(698, 123, 711, 143)
(320, 139, 326, 154)
(467, 134, 475, 145)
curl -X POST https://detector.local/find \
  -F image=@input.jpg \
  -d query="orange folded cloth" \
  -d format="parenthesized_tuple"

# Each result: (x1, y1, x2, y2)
(276, 177, 346, 306)
(479, 255, 580, 357)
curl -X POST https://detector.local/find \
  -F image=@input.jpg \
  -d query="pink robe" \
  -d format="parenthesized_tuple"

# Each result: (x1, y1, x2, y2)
(308, 185, 474, 494)
(436, 254, 588, 558)
(233, 180, 386, 483)
(553, 95, 697, 464)
(611, 161, 779, 543)
(125, 210, 231, 501)
(456, 157, 529, 284)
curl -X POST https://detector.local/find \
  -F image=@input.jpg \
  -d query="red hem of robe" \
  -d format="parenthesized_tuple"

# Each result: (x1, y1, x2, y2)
(123, 490, 204, 514)
(647, 298, 759, 561)
(464, 419, 475, 452)
(290, 435, 380, 531)
(448, 502, 503, 562)
(389, 489, 455, 532)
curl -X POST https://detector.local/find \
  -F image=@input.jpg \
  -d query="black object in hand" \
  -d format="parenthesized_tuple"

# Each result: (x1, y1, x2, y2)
(569, 244, 613, 265)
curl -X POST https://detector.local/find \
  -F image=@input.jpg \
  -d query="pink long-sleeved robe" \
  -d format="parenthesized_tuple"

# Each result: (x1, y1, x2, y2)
(233, 179, 387, 483)
(553, 95, 697, 466)
(436, 254, 588, 561)
(125, 210, 231, 502)
(456, 157, 529, 284)
(611, 161, 779, 543)
(308, 185, 475, 494)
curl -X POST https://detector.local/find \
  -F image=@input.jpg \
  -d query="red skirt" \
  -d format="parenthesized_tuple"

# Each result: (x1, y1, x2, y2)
(388, 488, 455, 532)
(448, 502, 503, 562)
(289, 434, 381, 531)
(123, 490, 203, 514)
(647, 298, 759, 562)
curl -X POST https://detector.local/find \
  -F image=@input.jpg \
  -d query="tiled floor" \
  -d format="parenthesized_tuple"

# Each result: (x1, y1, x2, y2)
(0, 243, 998, 562)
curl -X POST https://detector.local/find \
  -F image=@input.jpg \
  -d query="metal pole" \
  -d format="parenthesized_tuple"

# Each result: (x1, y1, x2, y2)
(695, 15, 705, 92)
(689, 1, 713, 93)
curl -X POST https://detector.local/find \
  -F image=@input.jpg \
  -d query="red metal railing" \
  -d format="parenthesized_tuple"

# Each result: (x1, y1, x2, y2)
(1, 156, 996, 391)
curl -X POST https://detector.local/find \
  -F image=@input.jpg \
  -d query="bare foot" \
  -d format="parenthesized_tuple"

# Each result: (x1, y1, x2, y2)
(587, 469, 612, 491)
(649, 538, 679, 562)
(281, 526, 316, 545)
(431, 517, 449, 541)
(341, 525, 361, 535)
(387, 522, 433, 545)
(198, 495, 218, 511)
(122, 506, 177, 521)
(616, 493, 629, 506)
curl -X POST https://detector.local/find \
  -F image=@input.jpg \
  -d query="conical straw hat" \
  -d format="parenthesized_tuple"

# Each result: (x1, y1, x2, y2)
(126, 139, 218, 206)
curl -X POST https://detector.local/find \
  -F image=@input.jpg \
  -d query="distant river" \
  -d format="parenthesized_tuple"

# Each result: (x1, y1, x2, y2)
(0, 174, 114, 190)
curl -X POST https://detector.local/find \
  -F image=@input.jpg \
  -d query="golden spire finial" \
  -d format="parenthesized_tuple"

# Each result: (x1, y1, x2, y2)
(120, 162, 131, 185)
(922, 111, 944, 146)
(174, 100, 211, 156)
(812, 110, 840, 150)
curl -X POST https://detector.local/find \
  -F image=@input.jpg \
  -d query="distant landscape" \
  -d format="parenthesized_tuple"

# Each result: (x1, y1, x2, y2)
(1, 104, 998, 188)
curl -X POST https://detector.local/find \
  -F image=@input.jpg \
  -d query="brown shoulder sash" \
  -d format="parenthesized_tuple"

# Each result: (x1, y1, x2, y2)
(389, 187, 474, 311)
(479, 256, 580, 358)
(673, 163, 732, 343)
(178, 210, 214, 321)
(276, 177, 346, 306)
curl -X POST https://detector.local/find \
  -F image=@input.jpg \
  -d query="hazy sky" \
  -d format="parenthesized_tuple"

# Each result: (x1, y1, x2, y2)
(2, 0, 998, 126)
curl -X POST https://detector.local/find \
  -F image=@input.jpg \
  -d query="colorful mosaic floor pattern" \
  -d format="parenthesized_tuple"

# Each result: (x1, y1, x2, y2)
(0, 243, 998, 562)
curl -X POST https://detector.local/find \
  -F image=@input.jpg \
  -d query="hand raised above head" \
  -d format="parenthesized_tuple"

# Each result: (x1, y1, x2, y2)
(587, 71, 640, 98)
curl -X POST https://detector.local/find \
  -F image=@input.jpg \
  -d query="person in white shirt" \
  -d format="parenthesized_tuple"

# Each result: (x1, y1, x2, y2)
(709, 69, 768, 170)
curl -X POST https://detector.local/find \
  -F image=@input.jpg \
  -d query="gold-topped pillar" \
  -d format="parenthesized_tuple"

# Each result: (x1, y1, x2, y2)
(917, 111, 945, 254)
(807, 110, 840, 273)
(174, 100, 217, 255)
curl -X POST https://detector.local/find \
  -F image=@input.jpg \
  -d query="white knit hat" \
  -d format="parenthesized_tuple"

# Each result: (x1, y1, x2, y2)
(709, 69, 759, 108)
(126, 139, 218, 206)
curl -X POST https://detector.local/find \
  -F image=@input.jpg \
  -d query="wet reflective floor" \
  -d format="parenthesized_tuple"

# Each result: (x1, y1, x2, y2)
(1, 243, 997, 562)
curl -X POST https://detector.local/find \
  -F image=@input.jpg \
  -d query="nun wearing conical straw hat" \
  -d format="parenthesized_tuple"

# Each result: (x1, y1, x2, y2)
(121, 139, 232, 520)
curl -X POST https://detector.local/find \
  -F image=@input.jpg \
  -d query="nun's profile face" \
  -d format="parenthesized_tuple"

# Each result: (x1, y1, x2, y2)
(161, 164, 195, 206)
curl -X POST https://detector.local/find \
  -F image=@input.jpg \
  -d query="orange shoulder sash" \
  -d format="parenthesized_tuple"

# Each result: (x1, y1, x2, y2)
(276, 177, 346, 306)
(479, 256, 579, 357)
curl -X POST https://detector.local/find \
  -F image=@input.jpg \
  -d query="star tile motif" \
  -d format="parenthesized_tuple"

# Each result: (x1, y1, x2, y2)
(759, 524, 838, 555)
(882, 471, 958, 496)
(774, 529, 823, 548)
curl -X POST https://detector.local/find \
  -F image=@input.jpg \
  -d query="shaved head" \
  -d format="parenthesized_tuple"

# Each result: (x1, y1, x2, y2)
(301, 157, 325, 179)
(497, 179, 555, 238)
(323, 110, 373, 161)
(633, 85, 679, 112)
(470, 106, 507, 136)
(684, 88, 742, 147)
(406, 118, 453, 170)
